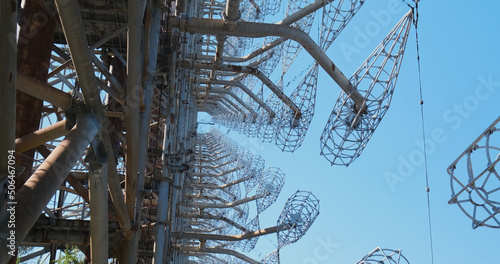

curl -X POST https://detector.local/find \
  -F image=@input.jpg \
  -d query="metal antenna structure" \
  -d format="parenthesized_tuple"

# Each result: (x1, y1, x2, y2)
(356, 247, 410, 264)
(176, 129, 318, 262)
(0, 0, 417, 261)
(447, 116, 500, 228)
(320, 9, 414, 166)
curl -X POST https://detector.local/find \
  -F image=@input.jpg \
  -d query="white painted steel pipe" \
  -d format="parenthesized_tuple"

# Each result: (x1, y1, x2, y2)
(193, 78, 274, 118)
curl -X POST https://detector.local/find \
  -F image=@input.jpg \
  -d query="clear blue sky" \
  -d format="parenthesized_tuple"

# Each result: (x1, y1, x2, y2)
(201, 1, 500, 263)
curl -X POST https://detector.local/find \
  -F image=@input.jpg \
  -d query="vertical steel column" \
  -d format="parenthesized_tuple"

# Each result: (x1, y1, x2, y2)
(132, 2, 163, 262)
(54, 0, 133, 240)
(14, 0, 56, 190)
(210, 0, 240, 79)
(153, 124, 172, 264)
(0, 0, 16, 182)
(88, 148, 109, 263)
(125, 0, 143, 225)
(153, 29, 181, 264)
(136, 1, 162, 222)
(0, 0, 17, 261)
(0, 115, 99, 264)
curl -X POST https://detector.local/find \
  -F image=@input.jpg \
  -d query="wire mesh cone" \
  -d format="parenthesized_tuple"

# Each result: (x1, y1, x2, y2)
(256, 167, 286, 214)
(320, 0, 365, 51)
(320, 10, 413, 166)
(260, 249, 280, 264)
(276, 63, 319, 152)
(277, 190, 320, 248)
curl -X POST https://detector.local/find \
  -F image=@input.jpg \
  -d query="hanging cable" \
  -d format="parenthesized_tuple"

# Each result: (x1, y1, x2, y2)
(412, 2, 435, 264)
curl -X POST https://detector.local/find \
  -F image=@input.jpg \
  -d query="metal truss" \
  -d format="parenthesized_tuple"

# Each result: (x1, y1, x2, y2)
(356, 247, 410, 264)
(447, 116, 500, 228)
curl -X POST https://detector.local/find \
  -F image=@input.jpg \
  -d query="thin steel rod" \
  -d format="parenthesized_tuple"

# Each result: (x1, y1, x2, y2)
(187, 176, 250, 189)
(187, 194, 261, 209)
(18, 248, 51, 262)
(90, 51, 125, 97)
(180, 213, 249, 232)
(48, 25, 127, 78)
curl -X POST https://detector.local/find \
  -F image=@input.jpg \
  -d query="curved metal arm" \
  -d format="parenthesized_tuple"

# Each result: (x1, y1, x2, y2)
(170, 16, 366, 111)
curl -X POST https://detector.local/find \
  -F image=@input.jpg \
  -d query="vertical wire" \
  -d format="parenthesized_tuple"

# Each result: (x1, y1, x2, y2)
(412, 2, 435, 264)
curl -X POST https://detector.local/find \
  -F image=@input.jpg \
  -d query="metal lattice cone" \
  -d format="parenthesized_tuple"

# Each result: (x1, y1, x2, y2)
(277, 190, 319, 247)
(320, 10, 413, 166)
(276, 63, 319, 152)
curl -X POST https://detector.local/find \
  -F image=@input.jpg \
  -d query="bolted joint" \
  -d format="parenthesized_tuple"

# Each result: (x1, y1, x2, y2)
(222, 10, 241, 31)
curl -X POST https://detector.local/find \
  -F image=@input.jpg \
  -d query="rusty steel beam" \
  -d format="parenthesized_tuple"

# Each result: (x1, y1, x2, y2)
(36, 145, 90, 204)
(0, 0, 16, 184)
(15, 120, 69, 154)
(0, 115, 99, 264)
(17, 74, 73, 110)
(124, 0, 143, 224)
(14, 0, 57, 191)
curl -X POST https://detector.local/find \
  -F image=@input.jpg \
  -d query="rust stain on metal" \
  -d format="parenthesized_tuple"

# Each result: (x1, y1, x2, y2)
(232, 65, 243, 72)
(331, 63, 336, 72)
(247, 66, 257, 74)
